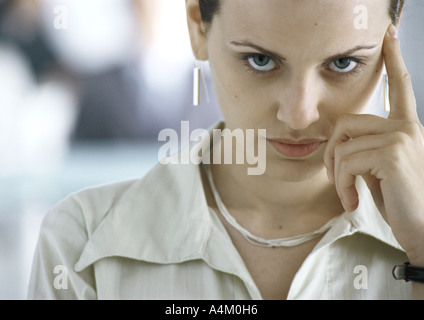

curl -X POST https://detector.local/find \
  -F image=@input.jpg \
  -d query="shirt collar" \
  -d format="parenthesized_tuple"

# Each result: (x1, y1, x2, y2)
(315, 176, 404, 253)
(74, 121, 261, 297)
(351, 176, 404, 251)
(74, 151, 213, 271)
(75, 121, 243, 272)
(75, 121, 404, 274)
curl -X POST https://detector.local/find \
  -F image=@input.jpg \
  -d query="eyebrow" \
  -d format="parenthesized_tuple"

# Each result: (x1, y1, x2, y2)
(229, 40, 379, 61)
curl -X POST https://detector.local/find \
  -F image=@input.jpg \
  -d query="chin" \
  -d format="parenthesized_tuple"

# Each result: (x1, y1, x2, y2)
(267, 157, 325, 183)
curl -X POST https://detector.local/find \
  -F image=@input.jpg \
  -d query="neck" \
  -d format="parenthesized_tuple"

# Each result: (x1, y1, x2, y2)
(209, 161, 344, 237)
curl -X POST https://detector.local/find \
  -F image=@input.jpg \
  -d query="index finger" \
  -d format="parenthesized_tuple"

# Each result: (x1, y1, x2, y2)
(383, 24, 417, 121)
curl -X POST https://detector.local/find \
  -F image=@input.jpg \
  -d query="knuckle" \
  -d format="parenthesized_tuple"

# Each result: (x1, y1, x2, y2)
(384, 144, 403, 169)
(336, 113, 351, 125)
(390, 130, 410, 146)
(402, 72, 412, 84)
(388, 72, 412, 87)
(397, 120, 420, 140)
(334, 114, 353, 135)
(406, 121, 422, 137)
(334, 143, 344, 159)
(338, 156, 351, 172)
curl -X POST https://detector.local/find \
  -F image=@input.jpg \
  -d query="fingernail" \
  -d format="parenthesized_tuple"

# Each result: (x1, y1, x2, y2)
(388, 24, 398, 39)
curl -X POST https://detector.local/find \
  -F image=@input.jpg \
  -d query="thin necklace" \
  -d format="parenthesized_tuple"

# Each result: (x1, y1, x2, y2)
(204, 165, 338, 247)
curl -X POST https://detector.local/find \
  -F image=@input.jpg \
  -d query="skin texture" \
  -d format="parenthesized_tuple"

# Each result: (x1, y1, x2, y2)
(186, 0, 424, 299)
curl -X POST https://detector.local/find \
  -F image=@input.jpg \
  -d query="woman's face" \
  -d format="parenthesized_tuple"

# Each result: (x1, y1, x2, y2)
(202, 0, 392, 181)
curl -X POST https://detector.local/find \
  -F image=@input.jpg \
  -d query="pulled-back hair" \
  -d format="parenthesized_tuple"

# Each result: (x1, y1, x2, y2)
(389, 0, 405, 25)
(199, 0, 405, 27)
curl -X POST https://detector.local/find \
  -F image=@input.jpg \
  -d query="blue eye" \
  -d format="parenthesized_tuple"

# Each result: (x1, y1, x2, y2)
(329, 58, 358, 73)
(248, 54, 276, 71)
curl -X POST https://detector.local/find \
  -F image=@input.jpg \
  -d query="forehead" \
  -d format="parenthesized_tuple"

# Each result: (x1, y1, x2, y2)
(216, 0, 391, 58)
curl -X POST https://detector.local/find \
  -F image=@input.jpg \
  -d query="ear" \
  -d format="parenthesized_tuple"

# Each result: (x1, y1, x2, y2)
(186, 0, 209, 60)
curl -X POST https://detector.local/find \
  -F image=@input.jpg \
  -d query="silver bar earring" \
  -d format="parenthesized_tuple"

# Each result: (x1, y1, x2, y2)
(383, 73, 390, 112)
(193, 62, 201, 106)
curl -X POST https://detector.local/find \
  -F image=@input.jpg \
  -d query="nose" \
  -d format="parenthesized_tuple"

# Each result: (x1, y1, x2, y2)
(276, 74, 321, 131)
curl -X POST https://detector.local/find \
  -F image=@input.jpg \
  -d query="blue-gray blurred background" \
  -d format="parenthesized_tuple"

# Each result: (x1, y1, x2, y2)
(0, 0, 422, 299)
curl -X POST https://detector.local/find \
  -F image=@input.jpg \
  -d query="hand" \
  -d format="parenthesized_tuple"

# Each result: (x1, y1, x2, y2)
(324, 25, 424, 265)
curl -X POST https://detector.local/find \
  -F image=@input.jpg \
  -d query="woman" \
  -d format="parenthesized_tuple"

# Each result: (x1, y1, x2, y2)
(28, 0, 424, 300)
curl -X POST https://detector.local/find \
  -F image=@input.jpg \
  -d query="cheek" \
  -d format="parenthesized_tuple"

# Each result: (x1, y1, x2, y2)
(209, 54, 265, 128)
(324, 56, 384, 120)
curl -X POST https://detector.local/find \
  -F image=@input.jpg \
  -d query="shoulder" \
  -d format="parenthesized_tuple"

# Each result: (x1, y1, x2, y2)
(42, 179, 136, 233)
(39, 158, 205, 243)
(42, 161, 174, 233)
(29, 161, 201, 299)
(29, 178, 143, 299)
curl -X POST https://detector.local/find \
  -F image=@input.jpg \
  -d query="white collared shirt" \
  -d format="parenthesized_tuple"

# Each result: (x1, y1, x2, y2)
(28, 122, 411, 300)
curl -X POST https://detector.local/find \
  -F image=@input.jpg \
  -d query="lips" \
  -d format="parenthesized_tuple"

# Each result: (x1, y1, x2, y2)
(268, 139, 326, 158)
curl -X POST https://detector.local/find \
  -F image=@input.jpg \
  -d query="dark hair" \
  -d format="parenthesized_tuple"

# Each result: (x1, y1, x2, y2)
(199, 0, 221, 27)
(199, 0, 405, 27)
(389, 0, 405, 25)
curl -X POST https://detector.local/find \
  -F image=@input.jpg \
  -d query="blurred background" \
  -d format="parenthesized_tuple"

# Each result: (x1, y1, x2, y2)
(0, 0, 423, 299)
